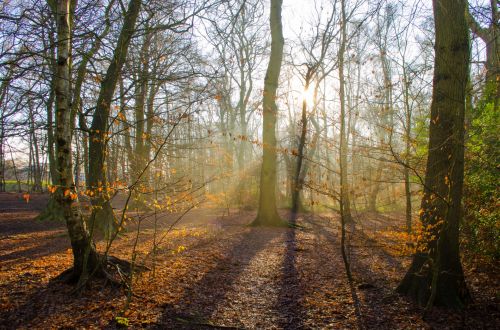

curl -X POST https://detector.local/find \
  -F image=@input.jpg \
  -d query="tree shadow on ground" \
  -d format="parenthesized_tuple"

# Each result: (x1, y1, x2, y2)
(0, 275, 123, 328)
(349, 227, 408, 329)
(304, 214, 364, 329)
(0, 235, 68, 267)
(155, 227, 280, 329)
(276, 213, 306, 329)
(0, 215, 65, 237)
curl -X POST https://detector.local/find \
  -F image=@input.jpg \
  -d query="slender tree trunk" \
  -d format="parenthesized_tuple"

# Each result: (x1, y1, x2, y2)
(29, 104, 43, 193)
(338, 0, 352, 224)
(0, 61, 16, 192)
(291, 69, 312, 215)
(8, 146, 21, 192)
(403, 70, 412, 232)
(253, 0, 285, 226)
(0, 123, 4, 192)
(404, 166, 412, 232)
(397, 0, 471, 309)
(367, 164, 382, 212)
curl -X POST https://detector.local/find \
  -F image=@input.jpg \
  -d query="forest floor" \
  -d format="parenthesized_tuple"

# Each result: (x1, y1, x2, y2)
(0, 192, 498, 329)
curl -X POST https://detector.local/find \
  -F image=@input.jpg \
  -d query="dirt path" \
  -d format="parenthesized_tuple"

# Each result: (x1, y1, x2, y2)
(152, 213, 357, 329)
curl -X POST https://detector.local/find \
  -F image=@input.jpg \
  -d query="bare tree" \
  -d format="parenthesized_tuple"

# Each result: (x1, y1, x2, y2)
(253, 0, 285, 226)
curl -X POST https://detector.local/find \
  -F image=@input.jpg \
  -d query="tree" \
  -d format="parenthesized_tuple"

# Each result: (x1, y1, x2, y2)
(39, 0, 115, 222)
(396, 0, 471, 309)
(466, 0, 499, 97)
(338, 0, 353, 224)
(49, 0, 100, 283)
(290, 2, 338, 216)
(253, 0, 285, 226)
(88, 0, 141, 236)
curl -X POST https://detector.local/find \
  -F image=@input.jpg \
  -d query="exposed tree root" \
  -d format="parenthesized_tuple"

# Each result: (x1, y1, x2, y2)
(54, 254, 150, 290)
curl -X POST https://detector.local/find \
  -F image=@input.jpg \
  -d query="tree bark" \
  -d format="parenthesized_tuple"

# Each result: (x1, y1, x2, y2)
(49, 0, 100, 283)
(253, 0, 285, 226)
(338, 0, 352, 224)
(88, 0, 141, 236)
(291, 68, 313, 215)
(397, 0, 471, 309)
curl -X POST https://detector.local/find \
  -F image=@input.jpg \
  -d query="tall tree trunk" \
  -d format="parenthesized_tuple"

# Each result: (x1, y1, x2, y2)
(40, 1, 113, 221)
(403, 67, 412, 232)
(253, 0, 285, 226)
(0, 120, 4, 193)
(29, 104, 43, 193)
(50, 0, 100, 283)
(367, 163, 382, 212)
(45, 24, 58, 186)
(466, 0, 499, 100)
(0, 60, 16, 192)
(397, 0, 471, 309)
(338, 0, 352, 224)
(129, 28, 151, 206)
(291, 68, 313, 215)
(88, 0, 141, 237)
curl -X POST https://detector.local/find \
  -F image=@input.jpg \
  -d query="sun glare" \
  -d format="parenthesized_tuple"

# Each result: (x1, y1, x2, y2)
(301, 87, 315, 106)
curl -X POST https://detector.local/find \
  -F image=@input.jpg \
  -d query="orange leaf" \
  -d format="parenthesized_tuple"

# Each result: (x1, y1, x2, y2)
(23, 193, 30, 203)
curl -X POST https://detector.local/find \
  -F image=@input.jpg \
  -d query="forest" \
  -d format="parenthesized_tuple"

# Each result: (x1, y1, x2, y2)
(0, 0, 498, 328)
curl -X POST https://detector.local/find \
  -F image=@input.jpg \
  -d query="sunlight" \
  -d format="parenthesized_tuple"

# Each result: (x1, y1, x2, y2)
(301, 86, 315, 106)
(1, 0, 491, 326)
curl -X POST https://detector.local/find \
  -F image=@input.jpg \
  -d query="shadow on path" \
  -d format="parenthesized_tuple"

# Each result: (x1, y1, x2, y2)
(155, 227, 279, 329)
(276, 214, 306, 329)
(305, 214, 364, 330)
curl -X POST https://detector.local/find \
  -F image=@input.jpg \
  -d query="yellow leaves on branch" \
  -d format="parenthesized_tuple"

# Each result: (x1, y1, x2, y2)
(63, 189, 78, 201)
(48, 185, 78, 200)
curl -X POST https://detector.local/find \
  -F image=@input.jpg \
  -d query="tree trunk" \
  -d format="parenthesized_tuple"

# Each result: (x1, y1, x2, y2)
(50, 0, 101, 283)
(88, 0, 141, 237)
(338, 0, 352, 224)
(253, 0, 285, 226)
(404, 166, 412, 232)
(367, 163, 382, 212)
(291, 69, 312, 215)
(397, 0, 471, 309)
(403, 65, 413, 232)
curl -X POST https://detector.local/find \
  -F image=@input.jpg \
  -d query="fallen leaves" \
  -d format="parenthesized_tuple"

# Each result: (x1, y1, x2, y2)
(0, 200, 498, 329)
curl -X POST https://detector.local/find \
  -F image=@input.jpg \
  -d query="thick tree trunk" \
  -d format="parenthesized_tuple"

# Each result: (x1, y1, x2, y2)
(397, 0, 471, 309)
(50, 0, 100, 283)
(253, 0, 285, 226)
(88, 0, 141, 236)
